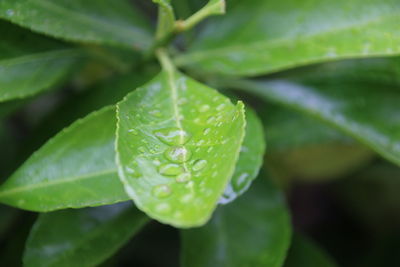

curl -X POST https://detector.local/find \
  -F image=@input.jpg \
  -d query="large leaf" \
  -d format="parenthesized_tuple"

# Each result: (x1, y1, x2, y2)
(116, 70, 246, 228)
(0, 21, 81, 102)
(24, 203, 148, 267)
(177, 0, 400, 76)
(0, 107, 129, 211)
(284, 233, 337, 267)
(264, 105, 374, 181)
(181, 172, 292, 267)
(220, 107, 265, 204)
(0, 0, 152, 50)
(232, 79, 400, 166)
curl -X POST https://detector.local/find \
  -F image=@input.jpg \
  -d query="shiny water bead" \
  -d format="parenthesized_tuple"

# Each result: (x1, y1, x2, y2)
(165, 146, 192, 163)
(154, 127, 191, 145)
(158, 163, 184, 176)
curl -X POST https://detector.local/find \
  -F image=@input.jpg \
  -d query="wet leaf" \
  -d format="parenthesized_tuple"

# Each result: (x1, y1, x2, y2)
(0, 107, 129, 211)
(220, 107, 265, 204)
(177, 0, 400, 76)
(24, 203, 148, 267)
(0, 21, 81, 102)
(0, 0, 152, 50)
(181, 172, 292, 267)
(116, 71, 246, 227)
(233, 79, 400, 166)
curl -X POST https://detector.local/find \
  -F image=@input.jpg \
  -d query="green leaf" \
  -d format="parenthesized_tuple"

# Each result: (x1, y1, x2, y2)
(0, 21, 81, 102)
(116, 69, 246, 228)
(0, 107, 129, 211)
(23, 203, 149, 267)
(153, 0, 176, 40)
(0, 0, 152, 50)
(177, 0, 400, 76)
(232, 79, 400, 166)
(181, 172, 292, 267)
(264, 106, 374, 181)
(284, 233, 337, 267)
(220, 107, 265, 204)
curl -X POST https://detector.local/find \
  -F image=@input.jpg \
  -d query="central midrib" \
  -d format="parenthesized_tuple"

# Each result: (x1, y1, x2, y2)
(164, 64, 190, 171)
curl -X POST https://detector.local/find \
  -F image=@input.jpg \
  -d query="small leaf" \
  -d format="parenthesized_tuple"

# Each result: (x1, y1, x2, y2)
(177, 0, 400, 76)
(220, 107, 265, 204)
(233, 79, 400, 166)
(153, 0, 175, 40)
(23, 203, 149, 267)
(0, 0, 152, 50)
(0, 107, 129, 211)
(181, 172, 292, 267)
(284, 233, 337, 267)
(116, 71, 246, 227)
(0, 21, 81, 102)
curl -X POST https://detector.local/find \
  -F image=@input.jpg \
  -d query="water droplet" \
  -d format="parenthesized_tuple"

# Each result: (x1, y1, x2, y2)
(203, 128, 211, 135)
(153, 159, 161, 166)
(138, 146, 146, 153)
(154, 127, 191, 145)
(196, 140, 205, 146)
(155, 202, 171, 213)
(176, 172, 191, 183)
(216, 103, 226, 111)
(128, 129, 138, 135)
(152, 184, 171, 198)
(6, 9, 14, 17)
(125, 166, 140, 177)
(235, 173, 249, 190)
(206, 116, 216, 124)
(150, 110, 162, 117)
(192, 159, 207, 172)
(199, 104, 210, 112)
(159, 163, 184, 176)
(165, 146, 192, 163)
(181, 194, 193, 203)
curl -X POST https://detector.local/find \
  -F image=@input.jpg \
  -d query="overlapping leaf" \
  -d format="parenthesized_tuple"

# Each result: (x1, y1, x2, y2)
(263, 105, 374, 180)
(0, 21, 81, 102)
(0, 107, 129, 211)
(24, 203, 148, 267)
(177, 0, 400, 76)
(116, 70, 246, 227)
(232, 79, 400, 166)
(0, 0, 152, 50)
(181, 173, 292, 267)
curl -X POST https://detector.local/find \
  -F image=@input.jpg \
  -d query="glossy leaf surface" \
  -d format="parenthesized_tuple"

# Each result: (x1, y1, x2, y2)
(116, 71, 246, 227)
(0, 21, 81, 102)
(24, 203, 148, 267)
(235, 80, 400, 166)
(178, 0, 400, 76)
(0, 0, 152, 50)
(181, 173, 292, 267)
(220, 107, 265, 204)
(264, 106, 374, 181)
(0, 107, 129, 211)
(285, 233, 337, 267)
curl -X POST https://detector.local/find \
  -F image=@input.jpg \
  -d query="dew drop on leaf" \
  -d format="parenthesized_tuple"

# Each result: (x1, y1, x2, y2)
(128, 129, 138, 135)
(158, 163, 184, 176)
(176, 172, 192, 183)
(216, 103, 226, 111)
(203, 128, 211, 135)
(154, 127, 191, 145)
(199, 104, 210, 112)
(192, 159, 207, 172)
(152, 184, 172, 198)
(165, 146, 192, 163)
